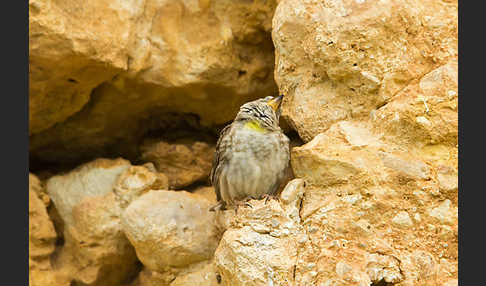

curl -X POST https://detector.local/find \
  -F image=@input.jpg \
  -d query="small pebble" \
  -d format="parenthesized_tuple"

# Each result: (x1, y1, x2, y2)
(307, 263, 316, 269)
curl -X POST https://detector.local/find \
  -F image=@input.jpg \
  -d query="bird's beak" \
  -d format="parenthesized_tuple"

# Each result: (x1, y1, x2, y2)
(267, 94, 284, 112)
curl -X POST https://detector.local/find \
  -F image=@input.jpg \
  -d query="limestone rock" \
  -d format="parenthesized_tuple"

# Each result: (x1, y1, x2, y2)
(45, 158, 164, 286)
(428, 199, 457, 225)
(132, 269, 170, 286)
(291, 122, 428, 189)
(170, 260, 220, 286)
(372, 60, 458, 146)
(193, 186, 218, 204)
(365, 253, 403, 284)
(379, 151, 431, 180)
(121, 190, 220, 273)
(29, 173, 50, 205)
(114, 165, 169, 208)
(399, 250, 439, 285)
(130, 261, 219, 286)
(273, 0, 457, 142)
(337, 121, 381, 147)
(291, 120, 438, 189)
(29, 0, 278, 164)
(29, 173, 62, 286)
(437, 165, 458, 193)
(126, 0, 277, 89)
(29, 179, 56, 258)
(47, 158, 131, 225)
(444, 280, 459, 286)
(280, 178, 305, 223)
(29, 0, 133, 135)
(392, 211, 414, 228)
(216, 226, 296, 286)
(287, 119, 457, 285)
(140, 138, 215, 189)
(291, 133, 365, 187)
(214, 199, 305, 286)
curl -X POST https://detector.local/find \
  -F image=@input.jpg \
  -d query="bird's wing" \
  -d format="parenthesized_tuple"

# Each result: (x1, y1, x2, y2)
(210, 124, 232, 202)
(280, 132, 291, 169)
(272, 132, 292, 195)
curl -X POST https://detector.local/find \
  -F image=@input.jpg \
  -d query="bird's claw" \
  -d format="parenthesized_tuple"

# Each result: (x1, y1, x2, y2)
(262, 194, 279, 204)
(234, 201, 253, 214)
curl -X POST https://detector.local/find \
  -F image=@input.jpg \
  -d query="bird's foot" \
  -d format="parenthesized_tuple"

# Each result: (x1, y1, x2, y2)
(234, 200, 253, 215)
(262, 194, 280, 204)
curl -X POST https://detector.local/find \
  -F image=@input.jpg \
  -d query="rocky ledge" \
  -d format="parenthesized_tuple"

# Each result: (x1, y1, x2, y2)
(29, 0, 457, 285)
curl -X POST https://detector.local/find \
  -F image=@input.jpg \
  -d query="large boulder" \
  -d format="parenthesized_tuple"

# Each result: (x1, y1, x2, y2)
(140, 138, 215, 189)
(29, 0, 134, 135)
(121, 190, 221, 279)
(372, 59, 458, 147)
(29, 174, 64, 286)
(130, 261, 220, 286)
(214, 181, 306, 286)
(29, 0, 279, 164)
(288, 121, 457, 285)
(272, 0, 457, 142)
(271, 1, 458, 281)
(45, 158, 166, 286)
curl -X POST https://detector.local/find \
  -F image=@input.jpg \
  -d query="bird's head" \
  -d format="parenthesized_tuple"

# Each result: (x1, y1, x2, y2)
(234, 95, 284, 132)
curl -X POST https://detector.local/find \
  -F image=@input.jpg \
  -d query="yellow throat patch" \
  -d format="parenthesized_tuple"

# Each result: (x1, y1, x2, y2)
(245, 120, 266, 133)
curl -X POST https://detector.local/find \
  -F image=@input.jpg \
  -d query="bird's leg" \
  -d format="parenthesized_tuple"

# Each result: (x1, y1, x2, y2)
(234, 200, 253, 214)
(264, 194, 271, 204)
(243, 197, 254, 208)
(262, 194, 280, 204)
(238, 199, 253, 209)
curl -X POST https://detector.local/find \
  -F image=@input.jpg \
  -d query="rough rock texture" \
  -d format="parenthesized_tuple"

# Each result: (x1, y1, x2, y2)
(168, 261, 220, 286)
(29, 174, 56, 258)
(29, 0, 133, 135)
(193, 186, 218, 203)
(140, 138, 215, 189)
(290, 121, 457, 285)
(115, 163, 169, 208)
(121, 190, 221, 283)
(45, 158, 167, 286)
(214, 180, 306, 286)
(29, 0, 458, 285)
(267, 1, 458, 283)
(372, 60, 458, 147)
(273, 0, 458, 142)
(129, 261, 219, 286)
(29, 0, 278, 164)
(29, 174, 62, 286)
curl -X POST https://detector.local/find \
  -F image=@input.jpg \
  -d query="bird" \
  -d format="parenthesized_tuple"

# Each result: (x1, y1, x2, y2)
(209, 95, 290, 211)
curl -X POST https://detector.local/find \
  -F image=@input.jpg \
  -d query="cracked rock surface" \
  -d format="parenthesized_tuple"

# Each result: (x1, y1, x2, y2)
(29, 0, 457, 285)
(214, 188, 305, 286)
(29, 0, 278, 164)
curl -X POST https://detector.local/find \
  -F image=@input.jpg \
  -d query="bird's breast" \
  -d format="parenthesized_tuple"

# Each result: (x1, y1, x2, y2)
(232, 128, 274, 156)
(219, 126, 290, 203)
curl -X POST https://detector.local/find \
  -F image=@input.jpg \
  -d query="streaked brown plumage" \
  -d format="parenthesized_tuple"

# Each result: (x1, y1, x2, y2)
(209, 95, 290, 211)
